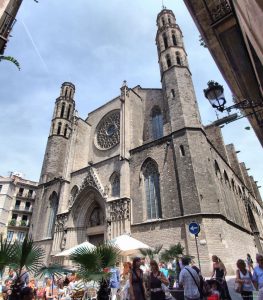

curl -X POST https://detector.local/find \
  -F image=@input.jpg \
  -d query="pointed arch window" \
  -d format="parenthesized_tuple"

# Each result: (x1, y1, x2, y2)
(172, 34, 177, 46)
(64, 124, 68, 137)
(69, 185, 78, 206)
(143, 159, 162, 220)
(223, 171, 230, 185)
(176, 51, 181, 65)
(110, 172, 120, 197)
(214, 160, 220, 175)
(57, 122, 62, 135)
(168, 18, 171, 24)
(89, 207, 103, 227)
(67, 104, 72, 119)
(163, 33, 168, 49)
(152, 106, 163, 139)
(60, 103, 65, 118)
(166, 54, 171, 68)
(46, 192, 58, 238)
(161, 17, 165, 26)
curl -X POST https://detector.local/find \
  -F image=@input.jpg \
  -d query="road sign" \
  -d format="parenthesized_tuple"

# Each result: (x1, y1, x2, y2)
(188, 222, 200, 235)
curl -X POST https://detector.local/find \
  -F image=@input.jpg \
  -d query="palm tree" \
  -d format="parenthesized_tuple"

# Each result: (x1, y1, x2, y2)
(70, 242, 120, 300)
(160, 243, 185, 284)
(35, 263, 72, 295)
(139, 244, 163, 260)
(0, 56, 20, 70)
(8, 234, 45, 300)
(0, 234, 17, 294)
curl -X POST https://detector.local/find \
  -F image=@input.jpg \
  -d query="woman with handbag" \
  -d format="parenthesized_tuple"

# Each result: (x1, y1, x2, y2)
(235, 259, 254, 300)
(148, 260, 169, 300)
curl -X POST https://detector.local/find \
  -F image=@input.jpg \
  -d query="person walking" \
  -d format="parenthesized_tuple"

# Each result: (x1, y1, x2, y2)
(129, 257, 146, 300)
(211, 255, 232, 300)
(235, 259, 253, 300)
(148, 260, 169, 300)
(252, 254, 263, 290)
(110, 263, 120, 300)
(179, 256, 200, 300)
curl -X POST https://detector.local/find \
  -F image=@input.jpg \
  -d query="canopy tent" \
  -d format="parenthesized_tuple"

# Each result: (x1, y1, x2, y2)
(111, 234, 150, 256)
(55, 241, 96, 257)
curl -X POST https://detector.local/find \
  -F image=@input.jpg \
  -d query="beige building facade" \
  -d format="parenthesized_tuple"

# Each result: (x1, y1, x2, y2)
(0, 172, 37, 242)
(31, 8, 263, 275)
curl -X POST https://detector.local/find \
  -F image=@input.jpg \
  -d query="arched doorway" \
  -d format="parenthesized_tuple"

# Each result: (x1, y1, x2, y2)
(71, 187, 105, 246)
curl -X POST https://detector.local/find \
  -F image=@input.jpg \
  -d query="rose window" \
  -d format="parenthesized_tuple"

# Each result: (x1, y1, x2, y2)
(96, 110, 120, 150)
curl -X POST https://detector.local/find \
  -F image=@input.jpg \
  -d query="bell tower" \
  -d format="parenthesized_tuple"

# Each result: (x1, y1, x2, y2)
(156, 9, 202, 131)
(40, 82, 75, 183)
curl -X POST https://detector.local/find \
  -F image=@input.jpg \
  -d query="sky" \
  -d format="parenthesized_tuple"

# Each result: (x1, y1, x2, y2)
(0, 0, 262, 196)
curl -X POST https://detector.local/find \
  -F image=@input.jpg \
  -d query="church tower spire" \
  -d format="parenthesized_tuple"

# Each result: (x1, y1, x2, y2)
(39, 82, 75, 184)
(156, 8, 202, 131)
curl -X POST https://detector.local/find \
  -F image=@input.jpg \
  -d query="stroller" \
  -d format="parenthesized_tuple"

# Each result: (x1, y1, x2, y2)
(205, 279, 224, 300)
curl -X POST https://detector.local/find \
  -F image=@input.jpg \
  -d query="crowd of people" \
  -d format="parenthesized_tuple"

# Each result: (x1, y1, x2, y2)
(2, 252, 263, 300)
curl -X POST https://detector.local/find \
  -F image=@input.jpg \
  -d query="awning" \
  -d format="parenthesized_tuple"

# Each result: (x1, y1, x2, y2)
(54, 241, 96, 257)
(111, 234, 150, 256)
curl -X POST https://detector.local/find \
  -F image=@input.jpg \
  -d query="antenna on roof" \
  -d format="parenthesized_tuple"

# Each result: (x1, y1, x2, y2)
(162, 0, 166, 9)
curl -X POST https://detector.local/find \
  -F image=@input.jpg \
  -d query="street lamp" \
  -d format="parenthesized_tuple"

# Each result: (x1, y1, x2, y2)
(203, 80, 226, 112)
(203, 81, 263, 126)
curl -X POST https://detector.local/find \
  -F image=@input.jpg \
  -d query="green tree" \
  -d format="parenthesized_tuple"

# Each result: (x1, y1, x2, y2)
(139, 244, 163, 260)
(0, 56, 20, 70)
(160, 243, 185, 283)
(70, 242, 120, 300)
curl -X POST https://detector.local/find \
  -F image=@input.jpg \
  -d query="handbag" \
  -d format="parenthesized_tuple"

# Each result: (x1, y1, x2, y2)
(234, 282, 243, 293)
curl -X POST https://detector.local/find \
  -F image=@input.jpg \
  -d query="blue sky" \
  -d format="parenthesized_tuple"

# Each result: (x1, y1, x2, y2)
(0, 0, 262, 197)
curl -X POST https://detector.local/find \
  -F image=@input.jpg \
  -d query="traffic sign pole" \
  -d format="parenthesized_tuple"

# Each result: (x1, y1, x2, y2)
(194, 234, 201, 273)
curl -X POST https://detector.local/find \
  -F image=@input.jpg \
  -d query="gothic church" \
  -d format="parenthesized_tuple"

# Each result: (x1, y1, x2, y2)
(31, 8, 263, 274)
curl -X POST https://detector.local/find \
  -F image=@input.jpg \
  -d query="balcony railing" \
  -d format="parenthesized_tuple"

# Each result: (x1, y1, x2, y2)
(13, 206, 32, 212)
(0, 11, 16, 40)
(16, 193, 35, 199)
(8, 219, 30, 227)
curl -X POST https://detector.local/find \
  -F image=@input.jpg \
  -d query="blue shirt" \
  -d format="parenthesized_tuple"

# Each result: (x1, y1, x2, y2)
(252, 266, 263, 288)
(160, 267, 169, 278)
(109, 267, 120, 289)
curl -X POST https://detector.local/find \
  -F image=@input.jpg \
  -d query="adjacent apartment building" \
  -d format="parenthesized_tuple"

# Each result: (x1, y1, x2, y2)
(0, 172, 38, 242)
(0, 0, 22, 54)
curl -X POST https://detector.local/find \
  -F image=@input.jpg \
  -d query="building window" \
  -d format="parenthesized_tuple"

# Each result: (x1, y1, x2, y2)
(7, 231, 14, 242)
(168, 17, 171, 24)
(143, 159, 162, 220)
(17, 232, 25, 242)
(152, 106, 163, 139)
(64, 124, 68, 137)
(0, 185, 2, 193)
(28, 190, 33, 198)
(166, 54, 171, 68)
(12, 214, 18, 220)
(180, 145, 185, 156)
(66, 105, 72, 119)
(69, 185, 79, 206)
(46, 192, 59, 238)
(57, 122, 62, 135)
(18, 187, 24, 197)
(110, 173, 120, 197)
(163, 33, 168, 49)
(161, 17, 165, 26)
(15, 200, 21, 209)
(89, 207, 103, 227)
(176, 52, 181, 65)
(60, 102, 65, 118)
(172, 34, 177, 46)
(25, 202, 31, 211)
(171, 89, 175, 98)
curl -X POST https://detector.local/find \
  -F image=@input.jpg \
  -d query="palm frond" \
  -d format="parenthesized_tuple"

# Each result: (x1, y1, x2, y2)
(12, 234, 45, 274)
(160, 243, 184, 262)
(35, 263, 71, 278)
(70, 246, 101, 271)
(153, 244, 163, 254)
(0, 56, 20, 70)
(94, 243, 120, 269)
(0, 234, 16, 276)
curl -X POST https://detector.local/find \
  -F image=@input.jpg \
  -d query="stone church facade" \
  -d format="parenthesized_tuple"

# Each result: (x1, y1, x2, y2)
(31, 8, 263, 274)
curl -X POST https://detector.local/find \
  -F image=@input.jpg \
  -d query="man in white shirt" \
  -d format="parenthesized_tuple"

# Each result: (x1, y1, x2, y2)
(179, 256, 200, 300)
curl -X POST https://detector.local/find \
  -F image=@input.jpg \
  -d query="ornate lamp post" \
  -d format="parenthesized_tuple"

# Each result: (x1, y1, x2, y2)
(203, 81, 263, 126)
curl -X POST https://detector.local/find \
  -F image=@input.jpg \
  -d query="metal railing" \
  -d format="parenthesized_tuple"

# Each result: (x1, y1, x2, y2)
(0, 11, 16, 39)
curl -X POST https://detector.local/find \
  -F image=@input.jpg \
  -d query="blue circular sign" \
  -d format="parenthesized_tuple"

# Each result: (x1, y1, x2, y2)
(189, 222, 200, 235)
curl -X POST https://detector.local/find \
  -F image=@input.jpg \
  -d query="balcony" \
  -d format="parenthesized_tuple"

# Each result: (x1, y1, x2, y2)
(16, 193, 35, 200)
(8, 219, 30, 229)
(13, 206, 33, 213)
(0, 11, 16, 40)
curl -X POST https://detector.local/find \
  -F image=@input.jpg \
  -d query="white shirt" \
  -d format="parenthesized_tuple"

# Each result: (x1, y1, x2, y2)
(179, 266, 200, 299)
